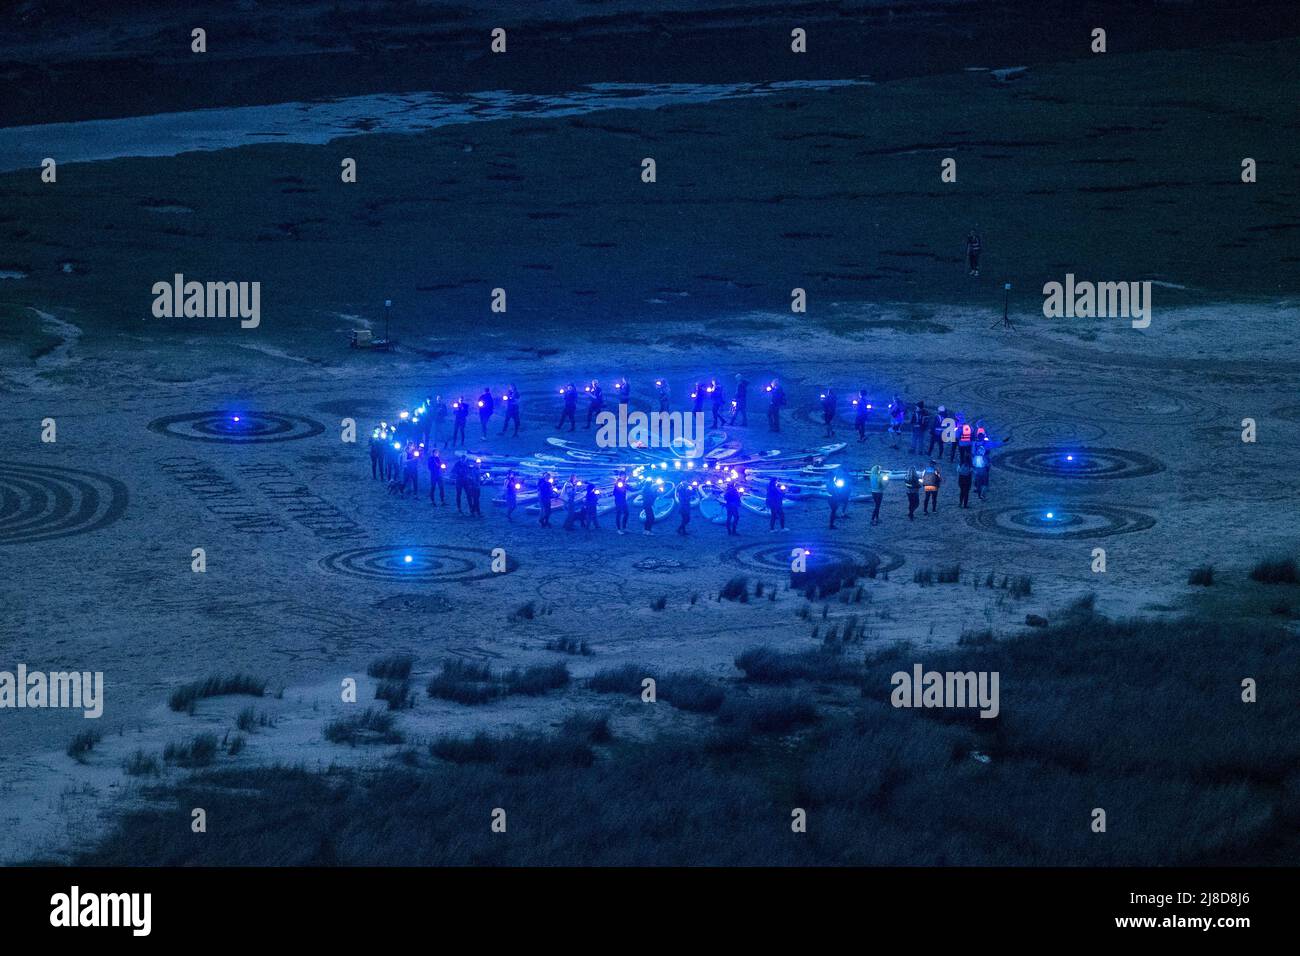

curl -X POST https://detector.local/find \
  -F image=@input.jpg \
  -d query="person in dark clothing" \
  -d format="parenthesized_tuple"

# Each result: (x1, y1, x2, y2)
(655, 379, 670, 412)
(401, 442, 420, 497)
(854, 390, 870, 442)
(904, 466, 921, 519)
(957, 457, 973, 509)
(537, 473, 554, 527)
(503, 469, 519, 521)
(910, 401, 928, 455)
(385, 437, 402, 481)
(729, 375, 749, 426)
(477, 388, 494, 439)
(966, 229, 981, 277)
(430, 397, 448, 449)
(584, 381, 604, 429)
(710, 381, 727, 428)
(419, 398, 433, 446)
(583, 482, 600, 529)
(499, 384, 521, 436)
(428, 449, 446, 504)
(766, 478, 786, 531)
(369, 430, 384, 478)
(451, 454, 471, 512)
(828, 474, 851, 528)
(451, 397, 469, 447)
(950, 413, 967, 463)
(675, 481, 695, 535)
(557, 383, 578, 432)
(641, 480, 661, 535)
(724, 481, 742, 535)
(766, 380, 786, 432)
(691, 383, 706, 416)
(928, 406, 948, 458)
(614, 378, 630, 406)
(467, 460, 483, 515)
(612, 472, 630, 533)
(888, 396, 905, 450)
(820, 387, 837, 438)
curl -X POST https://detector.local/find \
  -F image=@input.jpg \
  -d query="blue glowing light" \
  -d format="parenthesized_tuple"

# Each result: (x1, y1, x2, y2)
(404, 555, 413, 564)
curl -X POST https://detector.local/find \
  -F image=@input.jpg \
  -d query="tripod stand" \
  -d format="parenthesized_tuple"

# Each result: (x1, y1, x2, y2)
(990, 282, 1015, 330)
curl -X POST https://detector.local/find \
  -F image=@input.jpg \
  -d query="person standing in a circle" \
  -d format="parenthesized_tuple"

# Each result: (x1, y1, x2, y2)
(966, 228, 982, 278)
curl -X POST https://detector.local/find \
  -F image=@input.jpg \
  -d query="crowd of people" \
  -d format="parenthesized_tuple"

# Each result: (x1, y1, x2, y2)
(365, 377, 997, 535)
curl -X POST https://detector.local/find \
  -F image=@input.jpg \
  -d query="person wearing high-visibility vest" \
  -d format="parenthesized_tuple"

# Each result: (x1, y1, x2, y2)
(955, 417, 974, 464)
(922, 460, 942, 514)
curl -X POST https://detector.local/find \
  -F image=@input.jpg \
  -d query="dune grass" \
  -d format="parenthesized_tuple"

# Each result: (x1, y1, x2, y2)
(74, 610, 1300, 866)
(168, 674, 267, 714)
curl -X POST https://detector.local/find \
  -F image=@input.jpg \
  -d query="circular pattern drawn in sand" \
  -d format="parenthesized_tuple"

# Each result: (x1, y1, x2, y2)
(320, 545, 509, 583)
(633, 556, 688, 573)
(722, 541, 905, 576)
(0, 462, 128, 545)
(1014, 419, 1107, 444)
(148, 411, 325, 443)
(534, 571, 632, 608)
(967, 504, 1155, 540)
(996, 447, 1164, 481)
(950, 380, 1208, 426)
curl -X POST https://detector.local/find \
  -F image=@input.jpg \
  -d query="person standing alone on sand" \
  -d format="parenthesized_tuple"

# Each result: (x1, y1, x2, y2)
(966, 228, 982, 277)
